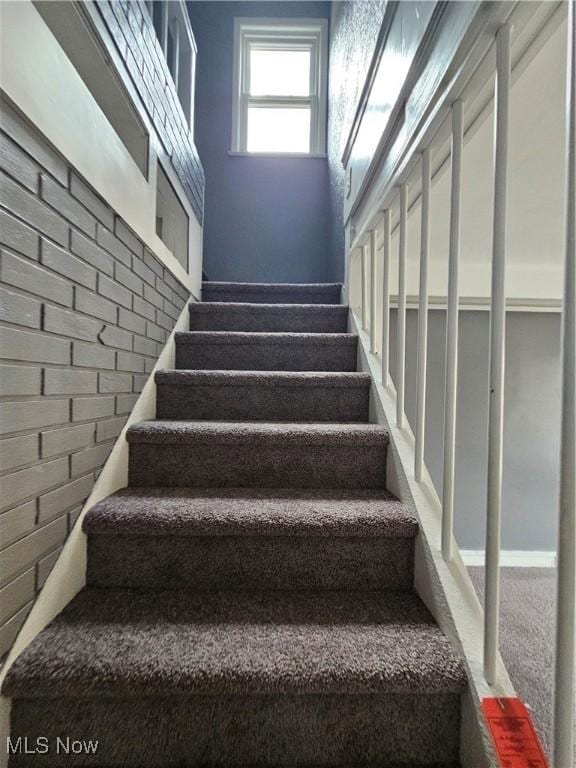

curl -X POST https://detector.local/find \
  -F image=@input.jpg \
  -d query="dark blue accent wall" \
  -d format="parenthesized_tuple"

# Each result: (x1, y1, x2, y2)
(186, 1, 335, 283)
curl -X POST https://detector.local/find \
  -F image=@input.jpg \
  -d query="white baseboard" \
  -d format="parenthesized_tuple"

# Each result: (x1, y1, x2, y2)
(461, 550, 557, 568)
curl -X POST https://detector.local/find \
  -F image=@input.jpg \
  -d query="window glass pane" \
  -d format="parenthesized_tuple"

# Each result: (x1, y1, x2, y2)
(247, 107, 311, 153)
(249, 49, 310, 96)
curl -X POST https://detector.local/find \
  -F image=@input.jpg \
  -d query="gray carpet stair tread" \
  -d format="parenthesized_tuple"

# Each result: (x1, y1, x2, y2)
(155, 369, 371, 389)
(189, 302, 349, 332)
(127, 420, 389, 447)
(203, 281, 343, 292)
(3, 588, 467, 699)
(175, 330, 358, 347)
(202, 281, 342, 304)
(84, 488, 418, 537)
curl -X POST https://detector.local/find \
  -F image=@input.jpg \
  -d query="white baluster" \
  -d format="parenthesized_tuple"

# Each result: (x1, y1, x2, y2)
(442, 101, 464, 561)
(382, 210, 391, 386)
(370, 229, 378, 353)
(397, 186, 407, 428)
(360, 245, 368, 330)
(415, 148, 432, 482)
(484, 23, 511, 686)
(553, 1, 576, 764)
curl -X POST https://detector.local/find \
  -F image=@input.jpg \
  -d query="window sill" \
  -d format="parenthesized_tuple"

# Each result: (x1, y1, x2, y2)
(228, 151, 328, 159)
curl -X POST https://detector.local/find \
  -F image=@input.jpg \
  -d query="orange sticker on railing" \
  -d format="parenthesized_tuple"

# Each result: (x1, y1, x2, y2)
(482, 698, 548, 767)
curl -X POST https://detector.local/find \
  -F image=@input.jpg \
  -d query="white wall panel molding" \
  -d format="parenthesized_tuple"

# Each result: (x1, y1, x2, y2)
(0, 0, 202, 297)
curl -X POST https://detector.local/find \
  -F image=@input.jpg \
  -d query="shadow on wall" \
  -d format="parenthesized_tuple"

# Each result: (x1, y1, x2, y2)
(388, 309, 561, 551)
(187, 1, 335, 284)
(327, 0, 388, 282)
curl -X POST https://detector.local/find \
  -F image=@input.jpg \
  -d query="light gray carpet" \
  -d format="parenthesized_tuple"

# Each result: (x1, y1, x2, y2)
(468, 566, 567, 760)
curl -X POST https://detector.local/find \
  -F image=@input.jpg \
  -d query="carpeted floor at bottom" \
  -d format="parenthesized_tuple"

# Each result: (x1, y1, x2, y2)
(468, 565, 576, 763)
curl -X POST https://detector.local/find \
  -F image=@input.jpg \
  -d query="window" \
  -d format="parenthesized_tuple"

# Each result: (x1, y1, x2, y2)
(145, 1, 197, 128)
(232, 19, 328, 155)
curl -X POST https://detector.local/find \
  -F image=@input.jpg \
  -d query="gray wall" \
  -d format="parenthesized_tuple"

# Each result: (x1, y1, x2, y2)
(186, 1, 334, 284)
(0, 99, 189, 660)
(388, 309, 561, 551)
(328, 1, 387, 280)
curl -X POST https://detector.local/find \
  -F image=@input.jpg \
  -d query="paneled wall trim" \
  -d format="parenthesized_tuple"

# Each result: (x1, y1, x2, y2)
(0, 101, 190, 660)
(93, 0, 205, 221)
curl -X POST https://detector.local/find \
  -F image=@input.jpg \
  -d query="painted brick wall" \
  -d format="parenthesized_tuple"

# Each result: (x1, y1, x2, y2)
(0, 98, 190, 659)
(94, 0, 204, 222)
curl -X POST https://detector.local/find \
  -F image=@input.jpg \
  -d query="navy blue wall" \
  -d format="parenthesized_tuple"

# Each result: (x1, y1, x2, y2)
(186, 1, 334, 284)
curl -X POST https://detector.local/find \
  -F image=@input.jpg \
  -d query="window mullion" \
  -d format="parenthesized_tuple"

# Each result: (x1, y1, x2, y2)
(247, 96, 312, 108)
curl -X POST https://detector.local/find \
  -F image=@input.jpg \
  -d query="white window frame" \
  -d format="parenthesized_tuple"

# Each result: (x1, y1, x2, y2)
(145, 1, 197, 130)
(231, 18, 328, 156)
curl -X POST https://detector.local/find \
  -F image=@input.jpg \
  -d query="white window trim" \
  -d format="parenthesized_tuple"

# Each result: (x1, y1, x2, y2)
(144, 0, 197, 129)
(231, 18, 328, 156)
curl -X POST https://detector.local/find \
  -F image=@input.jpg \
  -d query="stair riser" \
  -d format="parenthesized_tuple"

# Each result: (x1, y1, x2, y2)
(202, 287, 342, 304)
(129, 444, 387, 489)
(9, 693, 461, 767)
(190, 306, 348, 333)
(156, 382, 369, 422)
(175, 340, 357, 371)
(87, 535, 415, 591)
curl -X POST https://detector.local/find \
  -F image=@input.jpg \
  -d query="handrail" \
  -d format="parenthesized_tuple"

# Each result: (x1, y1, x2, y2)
(553, 1, 575, 764)
(348, 1, 564, 256)
(347, 5, 575, 764)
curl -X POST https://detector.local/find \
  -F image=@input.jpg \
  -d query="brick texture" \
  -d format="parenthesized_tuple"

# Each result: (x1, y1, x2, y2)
(0, 100, 190, 660)
(94, 0, 204, 222)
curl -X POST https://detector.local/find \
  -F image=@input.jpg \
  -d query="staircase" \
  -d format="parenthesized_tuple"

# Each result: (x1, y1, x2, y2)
(3, 282, 467, 767)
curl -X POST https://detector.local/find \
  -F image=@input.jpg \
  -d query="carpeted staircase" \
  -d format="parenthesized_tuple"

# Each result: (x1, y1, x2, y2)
(3, 282, 467, 767)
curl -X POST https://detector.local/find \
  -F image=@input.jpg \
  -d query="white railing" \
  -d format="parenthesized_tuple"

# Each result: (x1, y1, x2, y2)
(554, 3, 575, 766)
(348, 7, 575, 765)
